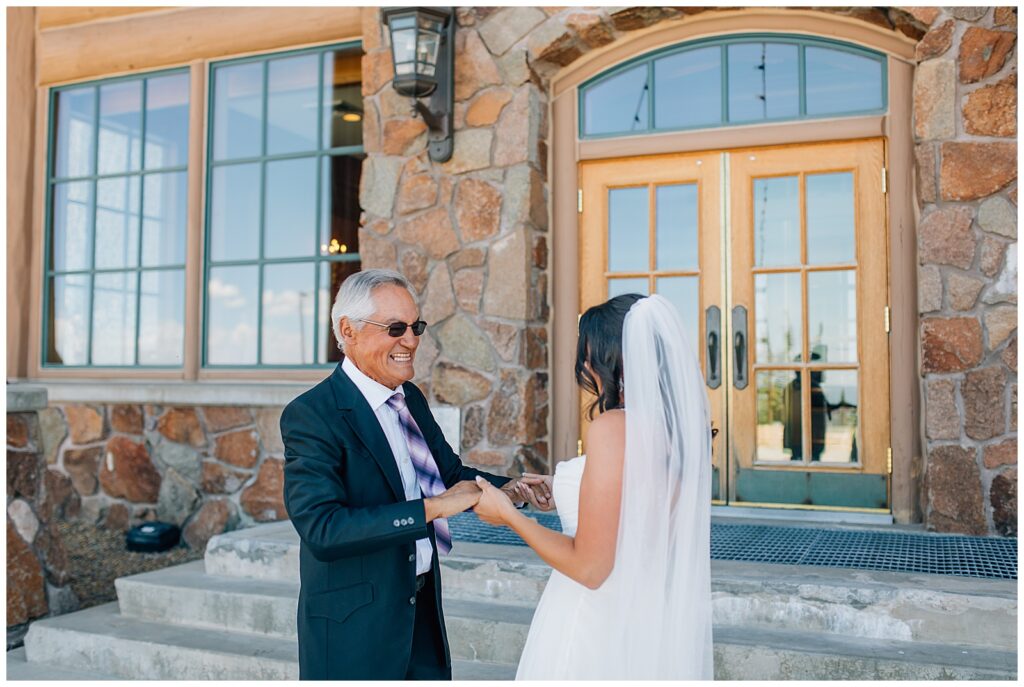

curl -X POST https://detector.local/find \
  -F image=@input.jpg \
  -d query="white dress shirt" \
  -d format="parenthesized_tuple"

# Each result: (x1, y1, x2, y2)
(342, 357, 434, 575)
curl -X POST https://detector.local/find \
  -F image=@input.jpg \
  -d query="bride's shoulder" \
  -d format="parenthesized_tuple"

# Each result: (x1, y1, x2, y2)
(585, 409, 625, 444)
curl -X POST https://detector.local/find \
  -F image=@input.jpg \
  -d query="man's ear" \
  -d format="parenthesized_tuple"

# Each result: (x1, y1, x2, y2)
(338, 317, 355, 347)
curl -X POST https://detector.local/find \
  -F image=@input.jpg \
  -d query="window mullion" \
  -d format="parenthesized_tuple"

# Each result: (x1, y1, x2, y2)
(314, 51, 325, 366)
(257, 60, 269, 366)
(87, 85, 101, 366)
(134, 78, 148, 367)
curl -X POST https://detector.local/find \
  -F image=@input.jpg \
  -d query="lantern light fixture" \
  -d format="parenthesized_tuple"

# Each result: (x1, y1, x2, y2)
(382, 6, 455, 162)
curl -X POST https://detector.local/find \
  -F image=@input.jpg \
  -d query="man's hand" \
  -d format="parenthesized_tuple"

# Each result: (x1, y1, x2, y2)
(424, 480, 482, 522)
(517, 473, 555, 511)
(474, 477, 519, 526)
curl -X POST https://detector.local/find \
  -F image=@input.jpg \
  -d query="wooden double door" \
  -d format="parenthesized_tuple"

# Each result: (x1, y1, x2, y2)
(579, 139, 891, 512)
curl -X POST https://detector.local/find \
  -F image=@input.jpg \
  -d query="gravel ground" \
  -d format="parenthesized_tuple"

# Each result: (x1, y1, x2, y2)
(58, 520, 203, 610)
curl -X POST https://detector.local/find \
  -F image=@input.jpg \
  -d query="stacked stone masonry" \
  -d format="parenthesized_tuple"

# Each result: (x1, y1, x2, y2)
(912, 6, 1018, 536)
(360, 6, 1016, 535)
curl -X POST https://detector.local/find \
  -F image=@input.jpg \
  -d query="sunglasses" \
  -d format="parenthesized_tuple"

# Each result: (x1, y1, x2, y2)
(357, 318, 427, 337)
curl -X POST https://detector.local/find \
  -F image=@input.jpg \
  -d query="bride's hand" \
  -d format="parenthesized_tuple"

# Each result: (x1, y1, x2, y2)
(518, 474, 556, 511)
(473, 476, 519, 526)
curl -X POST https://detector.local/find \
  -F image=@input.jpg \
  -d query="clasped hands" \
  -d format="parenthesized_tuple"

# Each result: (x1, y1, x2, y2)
(423, 475, 555, 527)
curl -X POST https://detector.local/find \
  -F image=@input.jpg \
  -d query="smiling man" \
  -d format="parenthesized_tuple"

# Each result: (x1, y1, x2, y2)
(281, 269, 543, 680)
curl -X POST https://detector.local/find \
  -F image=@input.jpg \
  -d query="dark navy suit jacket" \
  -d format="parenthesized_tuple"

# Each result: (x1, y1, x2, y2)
(281, 362, 508, 680)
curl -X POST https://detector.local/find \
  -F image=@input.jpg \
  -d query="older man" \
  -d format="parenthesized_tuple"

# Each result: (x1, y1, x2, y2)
(282, 268, 546, 680)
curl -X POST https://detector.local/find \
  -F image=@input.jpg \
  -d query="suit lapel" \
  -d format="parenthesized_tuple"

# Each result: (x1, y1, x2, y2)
(330, 364, 406, 502)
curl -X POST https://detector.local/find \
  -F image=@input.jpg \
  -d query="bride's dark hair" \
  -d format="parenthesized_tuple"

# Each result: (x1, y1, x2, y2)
(576, 293, 645, 420)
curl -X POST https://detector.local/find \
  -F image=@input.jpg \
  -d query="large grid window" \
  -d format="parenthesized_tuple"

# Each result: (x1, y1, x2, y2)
(204, 43, 363, 367)
(580, 34, 886, 138)
(44, 70, 190, 367)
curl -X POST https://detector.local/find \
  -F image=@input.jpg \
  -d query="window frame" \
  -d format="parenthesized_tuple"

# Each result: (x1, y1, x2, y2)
(578, 33, 888, 140)
(201, 40, 364, 370)
(41, 66, 192, 370)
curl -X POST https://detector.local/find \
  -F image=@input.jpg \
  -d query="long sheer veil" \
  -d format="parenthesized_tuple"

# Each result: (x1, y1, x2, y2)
(608, 293, 714, 678)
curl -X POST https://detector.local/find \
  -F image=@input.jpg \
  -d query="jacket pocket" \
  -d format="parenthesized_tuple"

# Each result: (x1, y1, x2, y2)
(307, 581, 374, 624)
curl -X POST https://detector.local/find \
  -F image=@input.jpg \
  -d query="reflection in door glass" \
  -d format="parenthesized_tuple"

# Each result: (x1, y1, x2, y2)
(655, 184, 699, 270)
(808, 270, 857, 363)
(753, 176, 800, 266)
(818, 369, 859, 463)
(608, 278, 648, 299)
(727, 43, 799, 122)
(608, 187, 649, 272)
(807, 172, 855, 264)
(583, 64, 649, 136)
(754, 272, 802, 363)
(756, 370, 800, 461)
(656, 276, 699, 354)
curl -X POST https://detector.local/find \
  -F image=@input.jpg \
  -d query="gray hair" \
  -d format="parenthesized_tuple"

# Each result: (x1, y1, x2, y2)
(331, 269, 418, 351)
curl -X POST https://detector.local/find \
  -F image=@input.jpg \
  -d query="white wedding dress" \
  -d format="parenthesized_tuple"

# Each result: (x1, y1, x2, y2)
(514, 294, 713, 681)
(515, 455, 609, 680)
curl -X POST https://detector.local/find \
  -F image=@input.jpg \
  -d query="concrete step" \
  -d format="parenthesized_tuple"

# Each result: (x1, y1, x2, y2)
(712, 625, 1016, 680)
(115, 560, 298, 638)
(204, 523, 1017, 651)
(6, 646, 117, 681)
(21, 601, 514, 680)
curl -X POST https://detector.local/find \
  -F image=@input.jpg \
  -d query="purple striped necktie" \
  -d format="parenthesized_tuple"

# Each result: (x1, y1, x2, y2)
(386, 393, 452, 555)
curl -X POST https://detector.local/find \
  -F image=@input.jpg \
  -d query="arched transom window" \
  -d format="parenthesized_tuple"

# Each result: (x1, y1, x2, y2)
(580, 34, 887, 138)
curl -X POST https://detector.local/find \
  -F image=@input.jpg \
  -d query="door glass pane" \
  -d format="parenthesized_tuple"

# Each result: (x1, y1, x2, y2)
(142, 172, 187, 267)
(655, 184, 698, 270)
(807, 172, 855, 264)
(608, 278, 648, 299)
(583, 64, 649, 136)
(756, 370, 801, 461)
(727, 43, 799, 122)
(98, 80, 143, 174)
(51, 181, 93, 272)
(656, 277, 699, 354)
(267, 54, 320, 155)
(806, 47, 883, 116)
(808, 270, 857, 363)
(318, 261, 360, 364)
(753, 176, 800, 266)
(94, 176, 141, 270)
(213, 62, 264, 161)
(207, 265, 258, 365)
(755, 272, 802, 363)
(321, 155, 363, 258)
(654, 47, 721, 129)
(817, 369, 859, 464)
(262, 262, 316, 364)
(53, 87, 96, 178)
(144, 72, 190, 169)
(138, 269, 185, 365)
(48, 274, 91, 365)
(608, 187, 648, 272)
(323, 50, 363, 149)
(91, 271, 138, 365)
(265, 157, 316, 259)
(209, 163, 260, 262)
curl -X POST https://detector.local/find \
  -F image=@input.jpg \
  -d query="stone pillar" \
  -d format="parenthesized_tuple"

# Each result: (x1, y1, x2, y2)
(914, 7, 1017, 535)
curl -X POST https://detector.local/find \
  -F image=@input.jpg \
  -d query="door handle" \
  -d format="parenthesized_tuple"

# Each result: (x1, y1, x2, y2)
(732, 305, 748, 390)
(705, 306, 721, 389)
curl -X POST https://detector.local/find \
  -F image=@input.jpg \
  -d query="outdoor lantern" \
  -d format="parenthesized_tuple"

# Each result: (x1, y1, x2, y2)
(382, 6, 455, 162)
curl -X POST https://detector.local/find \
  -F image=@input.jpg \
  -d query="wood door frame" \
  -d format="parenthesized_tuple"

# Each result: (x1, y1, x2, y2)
(549, 17, 918, 523)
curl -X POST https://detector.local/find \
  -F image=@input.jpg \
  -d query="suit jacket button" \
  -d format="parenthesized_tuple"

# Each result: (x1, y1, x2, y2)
(409, 596, 416, 605)
(408, 516, 415, 524)
(393, 519, 401, 527)
(409, 554, 416, 562)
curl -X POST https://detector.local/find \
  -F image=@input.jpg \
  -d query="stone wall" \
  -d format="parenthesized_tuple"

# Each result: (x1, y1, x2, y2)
(913, 7, 1018, 536)
(14, 402, 288, 554)
(7, 390, 77, 631)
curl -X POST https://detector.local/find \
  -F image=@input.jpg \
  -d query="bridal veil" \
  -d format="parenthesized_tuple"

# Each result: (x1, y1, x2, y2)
(609, 293, 714, 679)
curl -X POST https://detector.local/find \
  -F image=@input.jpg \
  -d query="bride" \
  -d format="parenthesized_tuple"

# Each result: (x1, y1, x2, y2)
(473, 293, 714, 680)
